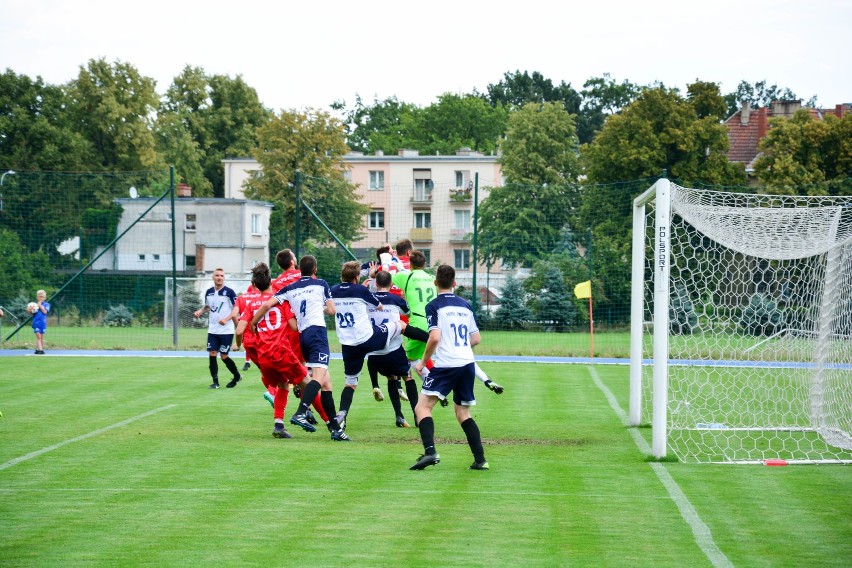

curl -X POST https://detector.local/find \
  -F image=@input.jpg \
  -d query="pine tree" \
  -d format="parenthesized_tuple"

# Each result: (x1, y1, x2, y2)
(494, 276, 532, 328)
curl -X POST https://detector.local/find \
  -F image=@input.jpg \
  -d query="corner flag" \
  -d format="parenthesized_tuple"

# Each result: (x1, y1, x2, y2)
(574, 280, 592, 299)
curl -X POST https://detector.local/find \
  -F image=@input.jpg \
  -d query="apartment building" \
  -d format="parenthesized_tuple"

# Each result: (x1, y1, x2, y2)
(223, 148, 505, 281)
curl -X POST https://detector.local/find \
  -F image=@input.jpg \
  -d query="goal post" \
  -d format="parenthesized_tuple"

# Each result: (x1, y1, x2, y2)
(629, 180, 852, 464)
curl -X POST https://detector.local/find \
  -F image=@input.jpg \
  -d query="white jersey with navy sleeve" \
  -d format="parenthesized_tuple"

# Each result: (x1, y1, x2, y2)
(425, 293, 479, 368)
(331, 282, 382, 346)
(369, 292, 410, 354)
(276, 276, 332, 332)
(204, 286, 237, 334)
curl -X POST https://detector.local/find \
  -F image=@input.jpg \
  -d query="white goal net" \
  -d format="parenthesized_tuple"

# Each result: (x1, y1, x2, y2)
(629, 179, 852, 464)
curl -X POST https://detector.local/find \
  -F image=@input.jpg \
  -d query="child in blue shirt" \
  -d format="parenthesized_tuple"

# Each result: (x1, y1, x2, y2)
(32, 289, 50, 354)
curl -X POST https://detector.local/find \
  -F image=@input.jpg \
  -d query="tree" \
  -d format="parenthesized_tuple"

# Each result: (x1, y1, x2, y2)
(66, 58, 162, 171)
(494, 275, 532, 327)
(579, 73, 641, 143)
(332, 95, 421, 154)
(526, 262, 577, 332)
(722, 80, 813, 118)
(753, 110, 852, 195)
(0, 228, 52, 301)
(0, 70, 93, 171)
(580, 84, 746, 243)
(477, 102, 581, 268)
(412, 93, 508, 155)
(245, 108, 368, 254)
(157, 67, 270, 196)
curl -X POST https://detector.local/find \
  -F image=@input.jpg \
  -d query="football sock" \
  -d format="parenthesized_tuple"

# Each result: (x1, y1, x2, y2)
(461, 417, 485, 464)
(223, 356, 240, 378)
(340, 385, 355, 414)
(209, 355, 219, 382)
(402, 325, 429, 343)
(321, 390, 340, 430)
(274, 387, 289, 420)
(297, 380, 322, 415)
(368, 358, 380, 390)
(387, 379, 403, 416)
(311, 393, 329, 422)
(418, 417, 436, 455)
(404, 379, 419, 415)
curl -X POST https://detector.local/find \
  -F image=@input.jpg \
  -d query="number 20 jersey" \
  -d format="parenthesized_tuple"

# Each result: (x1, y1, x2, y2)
(425, 293, 479, 368)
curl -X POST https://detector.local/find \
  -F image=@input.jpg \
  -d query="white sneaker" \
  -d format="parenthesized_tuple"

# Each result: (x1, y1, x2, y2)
(399, 388, 409, 402)
(372, 387, 384, 402)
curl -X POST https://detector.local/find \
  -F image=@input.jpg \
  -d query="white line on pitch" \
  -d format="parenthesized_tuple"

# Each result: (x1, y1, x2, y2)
(0, 486, 674, 499)
(588, 366, 734, 568)
(0, 405, 177, 471)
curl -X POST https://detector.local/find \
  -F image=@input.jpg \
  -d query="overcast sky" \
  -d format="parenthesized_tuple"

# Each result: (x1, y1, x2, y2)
(2, 0, 850, 113)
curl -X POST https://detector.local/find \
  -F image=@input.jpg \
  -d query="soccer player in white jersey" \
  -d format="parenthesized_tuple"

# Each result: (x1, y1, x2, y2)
(367, 270, 421, 427)
(331, 261, 408, 430)
(410, 264, 489, 471)
(194, 268, 241, 389)
(250, 255, 348, 441)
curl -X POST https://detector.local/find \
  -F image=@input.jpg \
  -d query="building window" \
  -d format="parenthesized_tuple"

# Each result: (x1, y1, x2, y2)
(414, 211, 431, 229)
(251, 214, 261, 235)
(153, 254, 160, 261)
(369, 210, 385, 229)
(454, 209, 471, 231)
(454, 249, 471, 270)
(455, 170, 470, 188)
(138, 254, 146, 261)
(185, 214, 196, 231)
(185, 255, 196, 270)
(420, 248, 431, 266)
(369, 170, 384, 190)
(414, 179, 433, 201)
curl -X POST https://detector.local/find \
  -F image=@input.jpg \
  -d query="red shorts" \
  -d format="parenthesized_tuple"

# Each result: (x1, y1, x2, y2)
(244, 345, 259, 366)
(257, 355, 306, 388)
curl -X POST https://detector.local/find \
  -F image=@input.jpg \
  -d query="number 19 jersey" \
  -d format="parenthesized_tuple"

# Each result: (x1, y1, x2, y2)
(425, 293, 479, 368)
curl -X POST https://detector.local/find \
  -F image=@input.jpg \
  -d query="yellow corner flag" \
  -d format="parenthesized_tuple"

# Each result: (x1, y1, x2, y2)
(574, 280, 592, 299)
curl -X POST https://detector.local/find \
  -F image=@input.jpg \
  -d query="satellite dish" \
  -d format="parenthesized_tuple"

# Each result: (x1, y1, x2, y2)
(129, 186, 138, 199)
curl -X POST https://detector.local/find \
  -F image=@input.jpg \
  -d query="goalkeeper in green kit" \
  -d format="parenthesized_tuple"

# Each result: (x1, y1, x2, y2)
(392, 250, 504, 399)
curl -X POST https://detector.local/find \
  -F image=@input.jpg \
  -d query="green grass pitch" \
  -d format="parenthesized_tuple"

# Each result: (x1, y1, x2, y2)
(0, 357, 849, 566)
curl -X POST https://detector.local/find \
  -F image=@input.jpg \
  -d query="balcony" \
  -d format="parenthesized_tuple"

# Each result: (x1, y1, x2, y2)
(450, 228, 471, 242)
(410, 227, 433, 242)
(449, 189, 472, 203)
(410, 189, 433, 205)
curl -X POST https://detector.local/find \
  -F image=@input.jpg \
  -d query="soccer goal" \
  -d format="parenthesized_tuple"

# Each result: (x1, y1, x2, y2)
(629, 179, 852, 464)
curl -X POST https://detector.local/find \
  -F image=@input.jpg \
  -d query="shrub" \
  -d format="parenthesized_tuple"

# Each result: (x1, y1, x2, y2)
(669, 283, 698, 334)
(103, 304, 134, 327)
(739, 293, 785, 336)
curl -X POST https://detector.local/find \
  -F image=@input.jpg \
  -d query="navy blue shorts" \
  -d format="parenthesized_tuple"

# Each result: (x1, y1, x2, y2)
(299, 325, 331, 369)
(207, 334, 233, 354)
(421, 363, 476, 406)
(340, 324, 391, 379)
(368, 346, 411, 378)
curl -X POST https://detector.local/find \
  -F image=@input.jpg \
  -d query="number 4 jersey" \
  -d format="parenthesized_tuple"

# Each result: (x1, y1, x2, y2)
(425, 293, 479, 368)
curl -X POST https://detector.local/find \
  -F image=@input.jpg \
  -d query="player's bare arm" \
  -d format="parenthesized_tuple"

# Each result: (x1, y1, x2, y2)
(324, 298, 336, 316)
(415, 329, 441, 375)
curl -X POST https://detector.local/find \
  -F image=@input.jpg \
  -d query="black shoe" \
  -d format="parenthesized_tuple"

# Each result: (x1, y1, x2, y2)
(396, 416, 411, 428)
(305, 409, 318, 425)
(469, 461, 490, 470)
(331, 429, 352, 441)
(439, 397, 449, 407)
(209, 383, 220, 389)
(272, 424, 292, 439)
(293, 385, 302, 399)
(290, 413, 317, 433)
(242, 362, 251, 371)
(225, 374, 242, 388)
(35, 350, 45, 355)
(410, 453, 440, 470)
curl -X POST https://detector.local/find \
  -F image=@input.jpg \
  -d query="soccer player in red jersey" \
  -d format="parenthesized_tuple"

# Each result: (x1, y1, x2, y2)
(236, 263, 306, 439)
(271, 248, 302, 292)
(234, 284, 258, 372)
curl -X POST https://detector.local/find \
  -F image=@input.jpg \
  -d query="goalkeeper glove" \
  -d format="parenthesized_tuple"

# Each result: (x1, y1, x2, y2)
(484, 380, 504, 394)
